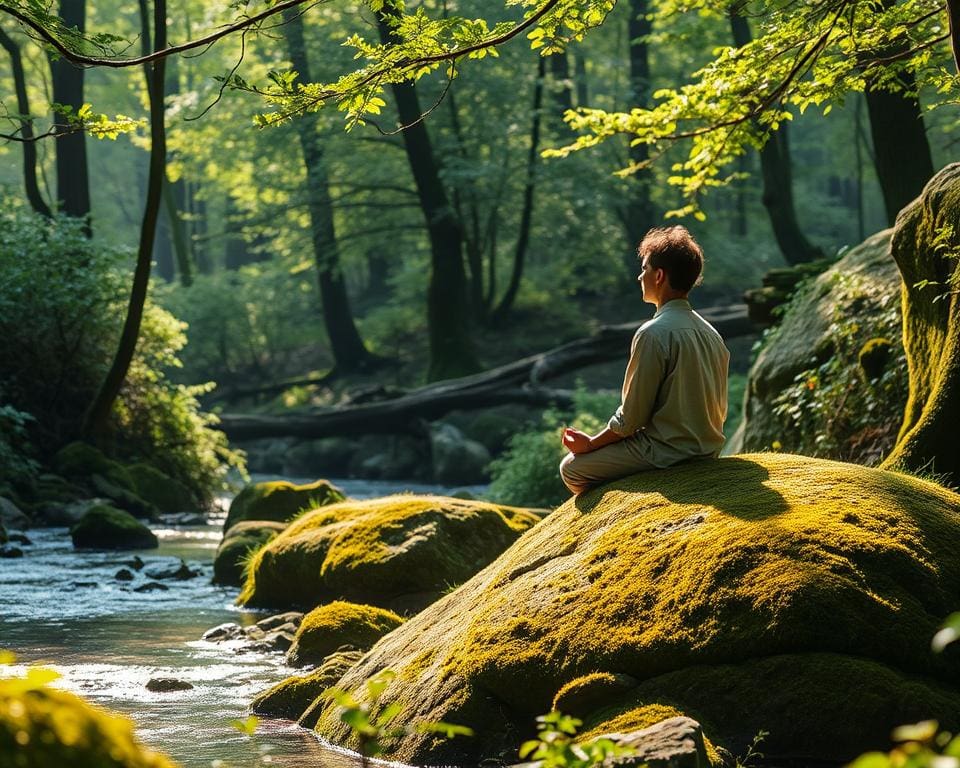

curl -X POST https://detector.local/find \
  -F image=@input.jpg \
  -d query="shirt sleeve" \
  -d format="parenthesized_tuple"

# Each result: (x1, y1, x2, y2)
(607, 328, 667, 437)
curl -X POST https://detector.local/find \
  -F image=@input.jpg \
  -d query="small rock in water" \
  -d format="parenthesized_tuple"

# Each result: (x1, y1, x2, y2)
(0, 545, 23, 559)
(264, 631, 297, 652)
(145, 559, 200, 580)
(133, 581, 168, 593)
(244, 625, 267, 641)
(146, 677, 194, 693)
(7, 534, 31, 546)
(201, 622, 243, 642)
(257, 611, 304, 631)
(115, 568, 135, 581)
(72, 581, 97, 588)
(122, 555, 145, 571)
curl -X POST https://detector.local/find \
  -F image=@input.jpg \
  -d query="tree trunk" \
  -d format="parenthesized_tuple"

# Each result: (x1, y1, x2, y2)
(82, 0, 167, 443)
(281, 9, 378, 375)
(863, 77, 934, 225)
(378, 15, 480, 382)
(880, 164, 960, 484)
(491, 55, 545, 325)
(621, 0, 656, 272)
(549, 50, 574, 120)
(0, 27, 52, 218)
(49, 0, 90, 232)
(162, 53, 193, 286)
(947, 0, 960, 74)
(730, 13, 821, 265)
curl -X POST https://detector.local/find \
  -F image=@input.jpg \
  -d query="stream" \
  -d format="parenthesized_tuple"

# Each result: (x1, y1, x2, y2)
(0, 477, 483, 768)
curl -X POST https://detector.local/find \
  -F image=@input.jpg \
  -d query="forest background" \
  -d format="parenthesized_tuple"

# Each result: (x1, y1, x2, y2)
(2, 0, 959, 509)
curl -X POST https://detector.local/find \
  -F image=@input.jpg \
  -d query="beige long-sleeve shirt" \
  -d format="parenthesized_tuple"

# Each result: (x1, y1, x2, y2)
(607, 299, 729, 467)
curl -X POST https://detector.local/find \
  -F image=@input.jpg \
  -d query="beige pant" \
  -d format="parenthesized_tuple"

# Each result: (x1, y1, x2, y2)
(559, 436, 658, 494)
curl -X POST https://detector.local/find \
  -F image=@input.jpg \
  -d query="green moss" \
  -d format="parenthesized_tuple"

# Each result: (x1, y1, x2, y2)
(213, 521, 287, 586)
(580, 654, 960, 764)
(126, 463, 195, 514)
(288, 601, 403, 667)
(238, 494, 541, 611)
(224, 479, 346, 531)
(52, 442, 135, 492)
(305, 454, 960, 766)
(552, 672, 637, 717)
(252, 650, 363, 722)
(71, 505, 158, 550)
(0, 680, 179, 768)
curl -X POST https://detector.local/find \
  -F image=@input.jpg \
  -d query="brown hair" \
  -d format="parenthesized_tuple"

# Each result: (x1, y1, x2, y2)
(637, 225, 704, 293)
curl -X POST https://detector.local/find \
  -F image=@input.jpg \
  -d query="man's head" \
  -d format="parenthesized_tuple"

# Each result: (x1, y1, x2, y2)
(636, 225, 704, 307)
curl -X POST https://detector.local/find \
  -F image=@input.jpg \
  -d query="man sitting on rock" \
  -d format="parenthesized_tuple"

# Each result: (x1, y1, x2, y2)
(560, 225, 730, 495)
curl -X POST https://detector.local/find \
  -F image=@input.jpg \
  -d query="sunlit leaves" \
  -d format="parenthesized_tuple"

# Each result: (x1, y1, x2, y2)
(548, 0, 954, 215)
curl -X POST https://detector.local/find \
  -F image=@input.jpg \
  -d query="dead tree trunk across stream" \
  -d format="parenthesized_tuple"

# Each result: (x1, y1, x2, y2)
(216, 304, 754, 442)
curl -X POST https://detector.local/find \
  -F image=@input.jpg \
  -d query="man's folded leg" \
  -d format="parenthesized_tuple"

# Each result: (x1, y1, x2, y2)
(559, 437, 657, 494)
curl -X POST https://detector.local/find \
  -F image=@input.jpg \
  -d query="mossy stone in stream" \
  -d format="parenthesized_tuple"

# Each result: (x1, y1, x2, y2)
(71, 505, 158, 550)
(213, 520, 287, 586)
(238, 494, 541, 612)
(223, 479, 345, 532)
(287, 601, 404, 667)
(251, 649, 363, 722)
(0, 678, 179, 767)
(305, 454, 960, 765)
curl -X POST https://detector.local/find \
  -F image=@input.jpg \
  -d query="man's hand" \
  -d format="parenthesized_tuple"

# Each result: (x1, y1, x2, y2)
(562, 427, 594, 454)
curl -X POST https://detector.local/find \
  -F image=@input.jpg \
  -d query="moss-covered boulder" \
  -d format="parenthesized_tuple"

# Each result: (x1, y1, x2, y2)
(251, 650, 363, 722)
(52, 442, 136, 491)
(71, 505, 159, 550)
(736, 230, 906, 463)
(303, 454, 960, 766)
(0, 678, 178, 767)
(238, 495, 542, 612)
(126, 464, 195, 514)
(287, 601, 404, 667)
(213, 520, 287, 586)
(223, 479, 345, 532)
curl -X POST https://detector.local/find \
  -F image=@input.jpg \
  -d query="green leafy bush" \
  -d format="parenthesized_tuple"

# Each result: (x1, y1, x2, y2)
(770, 270, 907, 464)
(487, 388, 618, 508)
(0, 198, 243, 505)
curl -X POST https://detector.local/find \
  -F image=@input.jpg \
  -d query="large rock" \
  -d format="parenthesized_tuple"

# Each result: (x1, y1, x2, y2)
(0, 676, 178, 767)
(223, 479, 345, 532)
(71, 505, 159, 550)
(736, 230, 906, 462)
(238, 495, 542, 613)
(252, 649, 363, 722)
(52, 442, 136, 491)
(302, 454, 960, 765)
(287, 601, 404, 667)
(430, 423, 492, 485)
(213, 520, 287, 586)
(126, 463, 195, 514)
(0, 497, 31, 530)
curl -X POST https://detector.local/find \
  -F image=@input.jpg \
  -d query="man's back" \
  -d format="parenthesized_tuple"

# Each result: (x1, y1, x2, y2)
(610, 299, 729, 467)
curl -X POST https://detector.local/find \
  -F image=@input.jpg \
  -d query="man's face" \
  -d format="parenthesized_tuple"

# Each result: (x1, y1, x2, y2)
(638, 253, 659, 305)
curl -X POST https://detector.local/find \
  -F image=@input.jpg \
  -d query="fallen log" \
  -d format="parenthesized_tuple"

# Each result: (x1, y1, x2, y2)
(216, 303, 754, 442)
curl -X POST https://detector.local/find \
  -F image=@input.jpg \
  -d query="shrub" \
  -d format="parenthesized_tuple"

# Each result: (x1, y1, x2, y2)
(0, 198, 243, 505)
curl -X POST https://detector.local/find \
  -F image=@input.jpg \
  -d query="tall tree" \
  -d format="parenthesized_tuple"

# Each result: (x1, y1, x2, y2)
(0, 25, 52, 218)
(619, 0, 655, 268)
(82, 0, 167, 441)
(48, 0, 90, 231)
(281, 7, 379, 375)
(378, 13, 480, 381)
(729, 12, 821, 265)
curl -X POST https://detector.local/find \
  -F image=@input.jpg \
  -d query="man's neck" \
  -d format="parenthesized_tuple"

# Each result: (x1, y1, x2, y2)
(655, 291, 689, 311)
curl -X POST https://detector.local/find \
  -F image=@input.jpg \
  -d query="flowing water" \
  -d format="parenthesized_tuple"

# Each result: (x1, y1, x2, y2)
(0, 477, 483, 768)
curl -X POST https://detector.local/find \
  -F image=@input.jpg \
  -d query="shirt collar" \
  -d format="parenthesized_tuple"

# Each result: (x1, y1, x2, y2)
(654, 298, 693, 317)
